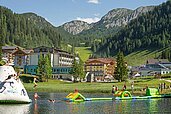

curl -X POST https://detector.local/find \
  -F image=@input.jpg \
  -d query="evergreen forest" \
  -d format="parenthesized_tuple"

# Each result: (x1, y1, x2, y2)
(0, 6, 73, 49)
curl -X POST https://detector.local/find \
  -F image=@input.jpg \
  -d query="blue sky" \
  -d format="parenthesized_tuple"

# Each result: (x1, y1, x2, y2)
(0, 0, 167, 27)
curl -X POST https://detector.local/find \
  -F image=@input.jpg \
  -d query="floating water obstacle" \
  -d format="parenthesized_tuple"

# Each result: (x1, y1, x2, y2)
(64, 88, 171, 102)
(0, 66, 31, 104)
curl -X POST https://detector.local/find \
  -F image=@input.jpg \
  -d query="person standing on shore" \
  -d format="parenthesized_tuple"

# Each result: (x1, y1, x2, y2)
(161, 83, 163, 92)
(33, 77, 38, 89)
(112, 85, 116, 94)
(131, 82, 134, 94)
(123, 82, 127, 90)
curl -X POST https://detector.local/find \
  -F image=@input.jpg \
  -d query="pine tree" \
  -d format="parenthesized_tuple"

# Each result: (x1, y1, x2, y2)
(93, 42, 96, 52)
(37, 53, 45, 81)
(0, 43, 2, 61)
(71, 44, 75, 54)
(114, 51, 128, 82)
(44, 54, 52, 82)
(78, 57, 85, 81)
(70, 57, 80, 82)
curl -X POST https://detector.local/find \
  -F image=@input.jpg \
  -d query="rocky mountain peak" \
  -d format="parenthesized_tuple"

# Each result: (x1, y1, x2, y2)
(100, 8, 133, 28)
(130, 6, 155, 20)
(99, 6, 154, 29)
(60, 6, 154, 35)
(61, 20, 92, 35)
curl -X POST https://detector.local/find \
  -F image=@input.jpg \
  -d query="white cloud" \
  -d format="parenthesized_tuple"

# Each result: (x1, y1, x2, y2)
(76, 17, 100, 24)
(94, 13, 100, 17)
(87, 0, 100, 4)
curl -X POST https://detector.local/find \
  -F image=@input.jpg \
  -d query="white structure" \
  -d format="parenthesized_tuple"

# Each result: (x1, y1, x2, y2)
(0, 104, 30, 114)
(0, 66, 31, 103)
(28, 46, 74, 67)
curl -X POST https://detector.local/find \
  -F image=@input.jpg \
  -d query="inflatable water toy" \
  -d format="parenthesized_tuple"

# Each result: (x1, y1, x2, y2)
(114, 88, 163, 100)
(64, 88, 171, 102)
(64, 92, 113, 102)
(0, 66, 31, 104)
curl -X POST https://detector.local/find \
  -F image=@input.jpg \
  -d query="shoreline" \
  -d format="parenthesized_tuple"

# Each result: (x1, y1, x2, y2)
(24, 79, 171, 95)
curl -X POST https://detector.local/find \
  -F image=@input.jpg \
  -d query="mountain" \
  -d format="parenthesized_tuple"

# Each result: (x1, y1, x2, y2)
(0, 6, 73, 49)
(94, 1, 171, 57)
(99, 6, 154, 29)
(58, 6, 154, 47)
(59, 6, 154, 37)
(22, 13, 74, 42)
(22, 13, 54, 29)
(59, 20, 92, 35)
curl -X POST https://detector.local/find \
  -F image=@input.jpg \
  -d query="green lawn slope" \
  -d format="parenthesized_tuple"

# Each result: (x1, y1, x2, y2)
(75, 47, 92, 62)
(75, 47, 168, 66)
(125, 48, 167, 66)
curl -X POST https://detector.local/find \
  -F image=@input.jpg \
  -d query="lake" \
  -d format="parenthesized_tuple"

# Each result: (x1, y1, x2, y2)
(0, 92, 171, 114)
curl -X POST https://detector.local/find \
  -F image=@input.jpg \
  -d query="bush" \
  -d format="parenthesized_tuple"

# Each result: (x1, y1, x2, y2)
(20, 75, 35, 83)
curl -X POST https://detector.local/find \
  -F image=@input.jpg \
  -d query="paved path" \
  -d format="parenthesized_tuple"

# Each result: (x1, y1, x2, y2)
(160, 79, 171, 83)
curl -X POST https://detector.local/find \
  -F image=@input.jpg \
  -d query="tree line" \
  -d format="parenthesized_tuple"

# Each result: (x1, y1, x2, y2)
(0, 6, 70, 49)
(160, 48, 171, 61)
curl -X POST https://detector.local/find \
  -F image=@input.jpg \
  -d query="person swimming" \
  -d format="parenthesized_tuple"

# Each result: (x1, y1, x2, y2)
(48, 99, 55, 103)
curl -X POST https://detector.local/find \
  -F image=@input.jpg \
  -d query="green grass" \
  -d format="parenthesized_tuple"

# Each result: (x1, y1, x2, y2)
(125, 48, 167, 66)
(74, 46, 171, 67)
(24, 78, 171, 95)
(75, 47, 92, 62)
(75, 47, 169, 66)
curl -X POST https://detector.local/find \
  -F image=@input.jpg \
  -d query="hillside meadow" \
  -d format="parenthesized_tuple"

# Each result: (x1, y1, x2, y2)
(75, 47, 92, 62)
(75, 47, 169, 66)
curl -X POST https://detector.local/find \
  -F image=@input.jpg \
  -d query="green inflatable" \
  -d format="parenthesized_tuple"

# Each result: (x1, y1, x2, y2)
(146, 88, 159, 96)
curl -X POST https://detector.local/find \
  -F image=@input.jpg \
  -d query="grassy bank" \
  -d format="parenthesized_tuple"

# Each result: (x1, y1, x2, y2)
(24, 78, 171, 95)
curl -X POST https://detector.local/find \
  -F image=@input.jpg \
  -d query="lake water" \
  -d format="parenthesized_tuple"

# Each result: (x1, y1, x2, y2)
(0, 92, 171, 114)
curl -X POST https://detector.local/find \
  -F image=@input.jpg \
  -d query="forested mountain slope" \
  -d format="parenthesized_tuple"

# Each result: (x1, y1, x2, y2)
(59, 6, 154, 47)
(94, 1, 171, 57)
(0, 6, 73, 48)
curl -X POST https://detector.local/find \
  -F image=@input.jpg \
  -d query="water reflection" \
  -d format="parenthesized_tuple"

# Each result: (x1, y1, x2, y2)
(34, 102, 38, 114)
(0, 104, 30, 114)
(0, 93, 171, 114)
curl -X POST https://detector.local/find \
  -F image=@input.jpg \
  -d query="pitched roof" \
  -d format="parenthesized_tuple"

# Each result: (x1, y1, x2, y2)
(2, 46, 18, 50)
(147, 59, 169, 64)
(12, 48, 33, 55)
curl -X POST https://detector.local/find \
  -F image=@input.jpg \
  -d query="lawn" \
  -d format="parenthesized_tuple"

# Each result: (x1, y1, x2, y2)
(125, 48, 165, 66)
(75, 47, 92, 62)
(75, 47, 168, 66)
(24, 78, 171, 95)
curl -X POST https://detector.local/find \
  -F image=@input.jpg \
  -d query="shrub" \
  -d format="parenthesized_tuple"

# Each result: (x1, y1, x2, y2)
(20, 75, 35, 83)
